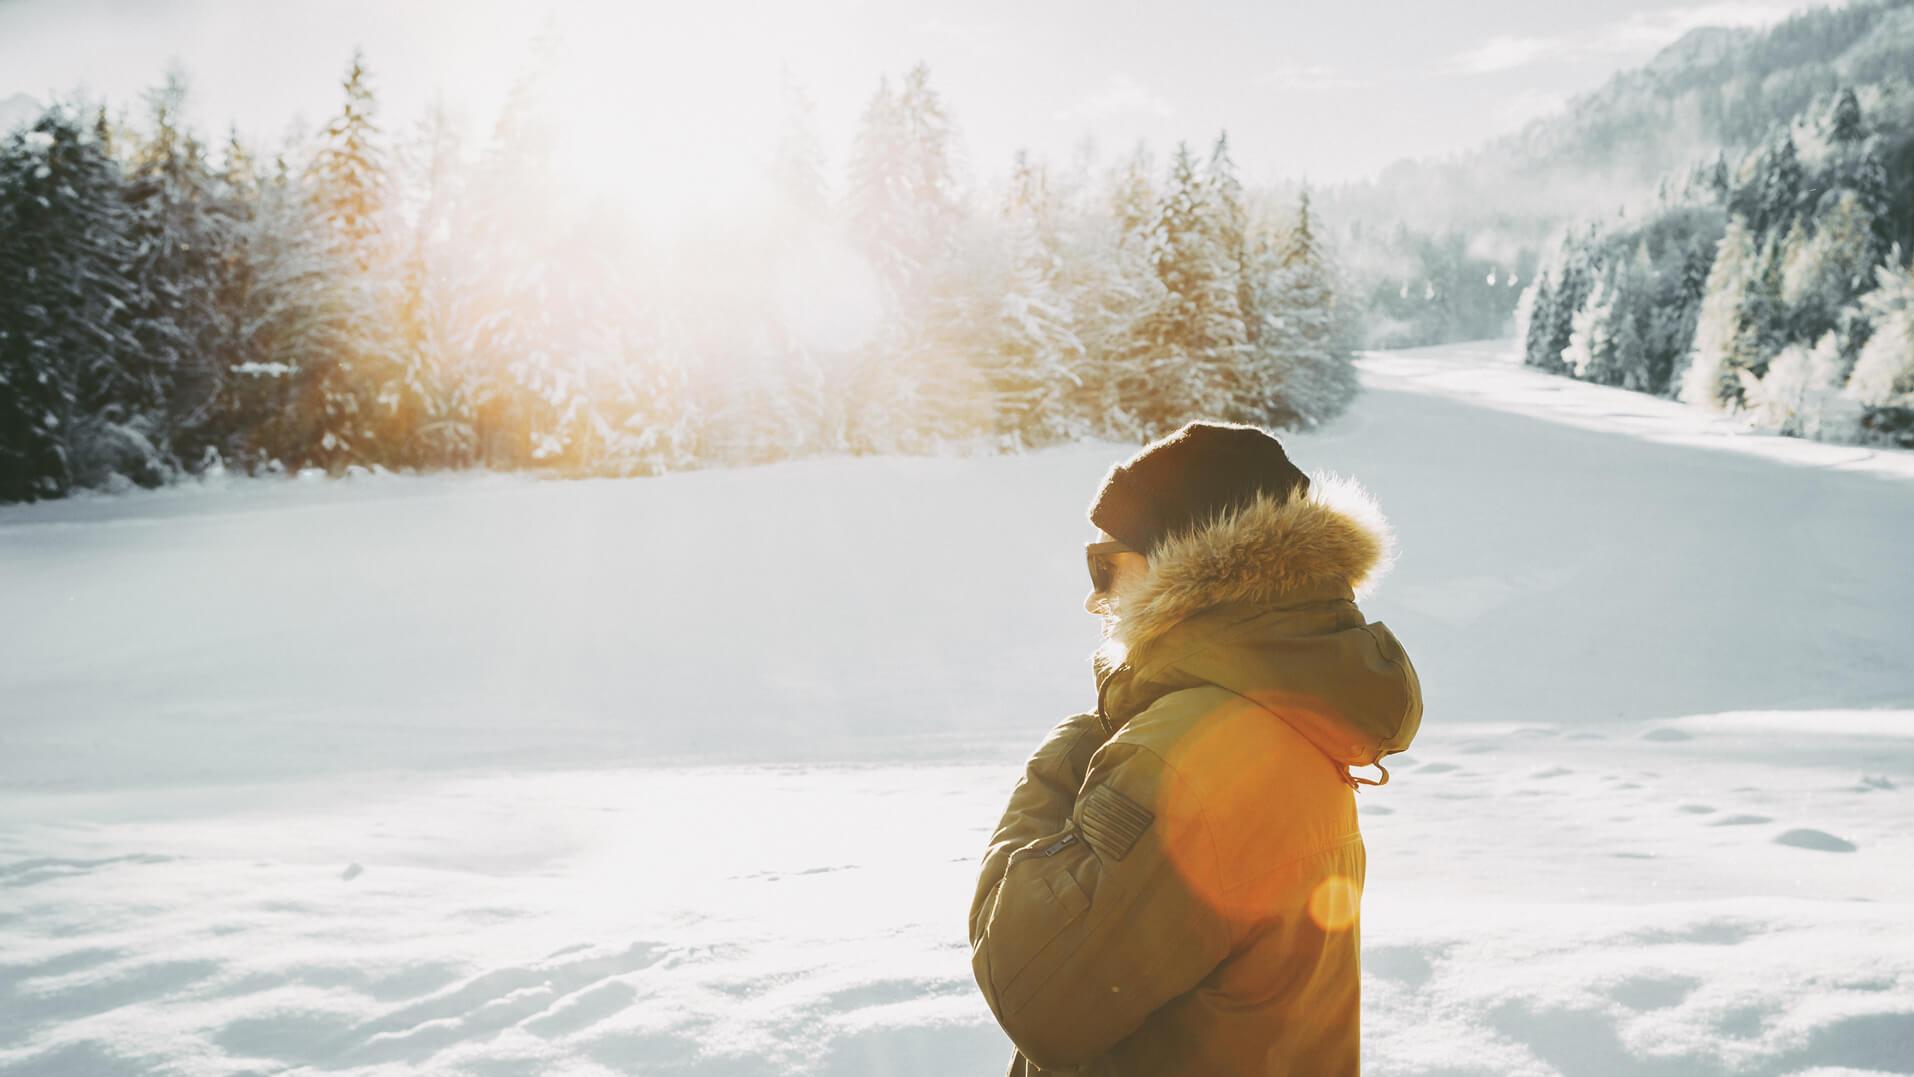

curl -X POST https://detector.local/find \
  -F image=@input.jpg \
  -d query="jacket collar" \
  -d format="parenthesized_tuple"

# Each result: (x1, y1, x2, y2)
(1092, 472, 1396, 681)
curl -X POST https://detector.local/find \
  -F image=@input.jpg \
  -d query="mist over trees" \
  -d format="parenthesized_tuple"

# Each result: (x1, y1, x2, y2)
(1327, 0, 1914, 356)
(0, 57, 1358, 502)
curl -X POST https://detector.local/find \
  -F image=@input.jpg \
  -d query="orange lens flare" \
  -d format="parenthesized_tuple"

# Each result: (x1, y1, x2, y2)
(1308, 875, 1361, 934)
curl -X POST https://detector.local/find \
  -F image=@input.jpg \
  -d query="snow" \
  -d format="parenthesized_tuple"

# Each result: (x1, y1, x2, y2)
(3, 341, 1913, 1075)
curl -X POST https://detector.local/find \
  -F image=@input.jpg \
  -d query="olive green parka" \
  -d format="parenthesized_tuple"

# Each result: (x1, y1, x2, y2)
(969, 474, 1422, 1076)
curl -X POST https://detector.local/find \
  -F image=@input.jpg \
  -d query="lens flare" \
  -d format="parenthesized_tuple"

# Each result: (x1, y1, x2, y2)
(1308, 875, 1360, 933)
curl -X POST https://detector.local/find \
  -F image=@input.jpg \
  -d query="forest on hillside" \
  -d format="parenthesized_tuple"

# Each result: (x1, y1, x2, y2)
(0, 54, 1356, 503)
(1335, 0, 1914, 361)
(1520, 84, 1914, 443)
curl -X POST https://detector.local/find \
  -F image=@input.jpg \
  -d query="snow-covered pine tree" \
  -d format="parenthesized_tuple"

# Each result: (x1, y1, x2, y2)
(1520, 269, 1556, 368)
(215, 151, 359, 470)
(1139, 142, 1247, 433)
(1251, 190, 1358, 428)
(895, 63, 962, 278)
(307, 49, 388, 267)
(1845, 255, 1914, 414)
(1110, 142, 1156, 240)
(1043, 145, 1160, 441)
(846, 76, 910, 299)
(842, 64, 983, 452)
(1682, 216, 1767, 409)
(1202, 132, 1258, 420)
(0, 106, 145, 500)
(1538, 233, 1591, 375)
(1563, 269, 1616, 383)
(1782, 189, 1883, 372)
(388, 99, 475, 468)
(1611, 281, 1647, 390)
(986, 150, 1084, 446)
(305, 49, 397, 469)
(1737, 132, 1805, 238)
(123, 70, 239, 473)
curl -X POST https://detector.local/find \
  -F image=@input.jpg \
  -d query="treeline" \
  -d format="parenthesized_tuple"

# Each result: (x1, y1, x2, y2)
(0, 54, 1357, 503)
(1519, 87, 1914, 443)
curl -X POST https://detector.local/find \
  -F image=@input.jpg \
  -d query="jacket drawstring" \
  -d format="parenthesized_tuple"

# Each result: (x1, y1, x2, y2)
(1344, 760, 1391, 790)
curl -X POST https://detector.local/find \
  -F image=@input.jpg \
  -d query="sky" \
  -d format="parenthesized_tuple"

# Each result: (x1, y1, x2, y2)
(0, 0, 1817, 217)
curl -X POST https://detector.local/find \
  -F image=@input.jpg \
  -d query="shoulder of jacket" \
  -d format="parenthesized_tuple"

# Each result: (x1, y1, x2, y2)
(1111, 684, 1274, 753)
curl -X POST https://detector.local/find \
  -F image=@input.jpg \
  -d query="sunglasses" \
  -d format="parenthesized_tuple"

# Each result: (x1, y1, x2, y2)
(1085, 539, 1137, 593)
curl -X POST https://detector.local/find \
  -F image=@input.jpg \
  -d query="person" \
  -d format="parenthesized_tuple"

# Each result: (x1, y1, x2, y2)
(968, 420, 1423, 1076)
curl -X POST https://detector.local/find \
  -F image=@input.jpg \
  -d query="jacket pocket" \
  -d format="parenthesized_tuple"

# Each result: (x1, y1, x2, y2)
(984, 837, 1092, 1010)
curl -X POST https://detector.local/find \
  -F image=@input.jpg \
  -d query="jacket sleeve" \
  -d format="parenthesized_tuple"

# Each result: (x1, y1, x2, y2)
(968, 735, 1233, 1070)
(968, 711, 1107, 944)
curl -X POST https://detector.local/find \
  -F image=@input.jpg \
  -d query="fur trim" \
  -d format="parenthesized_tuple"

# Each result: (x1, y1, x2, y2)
(1095, 472, 1396, 669)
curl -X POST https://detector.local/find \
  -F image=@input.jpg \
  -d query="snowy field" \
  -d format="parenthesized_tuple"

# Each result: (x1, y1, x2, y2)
(3, 342, 1913, 1076)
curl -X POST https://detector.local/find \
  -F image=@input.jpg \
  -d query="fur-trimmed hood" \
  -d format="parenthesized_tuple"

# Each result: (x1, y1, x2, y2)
(1090, 471, 1422, 775)
(1095, 472, 1398, 671)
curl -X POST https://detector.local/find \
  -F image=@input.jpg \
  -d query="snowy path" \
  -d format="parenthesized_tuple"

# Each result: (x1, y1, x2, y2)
(3, 342, 1912, 1075)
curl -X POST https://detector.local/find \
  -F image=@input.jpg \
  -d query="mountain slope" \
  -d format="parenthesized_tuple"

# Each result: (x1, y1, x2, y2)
(1334, 0, 1914, 346)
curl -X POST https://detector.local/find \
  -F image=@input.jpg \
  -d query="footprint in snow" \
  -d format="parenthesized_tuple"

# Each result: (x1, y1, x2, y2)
(1709, 814, 1771, 826)
(341, 862, 364, 882)
(1529, 767, 1572, 779)
(1677, 804, 1715, 815)
(1417, 763, 1461, 775)
(1774, 828, 1857, 852)
(1640, 728, 1692, 742)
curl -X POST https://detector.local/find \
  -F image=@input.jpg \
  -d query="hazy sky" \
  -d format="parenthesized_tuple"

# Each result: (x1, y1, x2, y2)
(0, 0, 1814, 212)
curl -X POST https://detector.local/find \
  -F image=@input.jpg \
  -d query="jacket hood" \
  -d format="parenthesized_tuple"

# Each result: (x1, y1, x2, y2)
(1093, 472, 1422, 775)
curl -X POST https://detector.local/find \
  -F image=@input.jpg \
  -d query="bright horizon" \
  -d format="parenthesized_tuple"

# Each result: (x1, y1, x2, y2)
(0, 0, 1816, 227)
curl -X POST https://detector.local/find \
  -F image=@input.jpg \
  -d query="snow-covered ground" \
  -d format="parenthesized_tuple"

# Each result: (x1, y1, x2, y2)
(3, 342, 1912, 1076)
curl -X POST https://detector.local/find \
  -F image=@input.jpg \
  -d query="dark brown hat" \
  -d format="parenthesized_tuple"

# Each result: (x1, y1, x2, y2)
(1088, 421, 1310, 556)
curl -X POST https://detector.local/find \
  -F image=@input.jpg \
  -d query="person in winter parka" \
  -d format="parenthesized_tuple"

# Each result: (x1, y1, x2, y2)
(968, 421, 1423, 1076)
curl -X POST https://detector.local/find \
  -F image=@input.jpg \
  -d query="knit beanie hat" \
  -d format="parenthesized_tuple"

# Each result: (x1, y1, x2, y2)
(1088, 421, 1310, 556)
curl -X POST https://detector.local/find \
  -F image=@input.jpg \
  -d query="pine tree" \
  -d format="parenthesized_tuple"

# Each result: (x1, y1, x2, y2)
(1683, 216, 1774, 408)
(388, 99, 474, 467)
(307, 48, 388, 266)
(1110, 142, 1156, 239)
(1139, 142, 1247, 432)
(304, 49, 398, 469)
(1055, 152, 1163, 441)
(987, 151, 1083, 445)
(1249, 191, 1358, 428)
(1845, 257, 1914, 407)
(1539, 235, 1590, 376)
(847, 64, 959, 305)
(1782, 189, 1883, 369)
(0, 107, 146, 499)
(1563, 270, 1616, 382)
(1204, 132, 1251, 339)
(1826, 87, 1863, 144)
(1520, 270, 1556, 368)
(215, 153, 360, 470)
(123, 69, 238, 471)
(842, 64, 982, 451)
